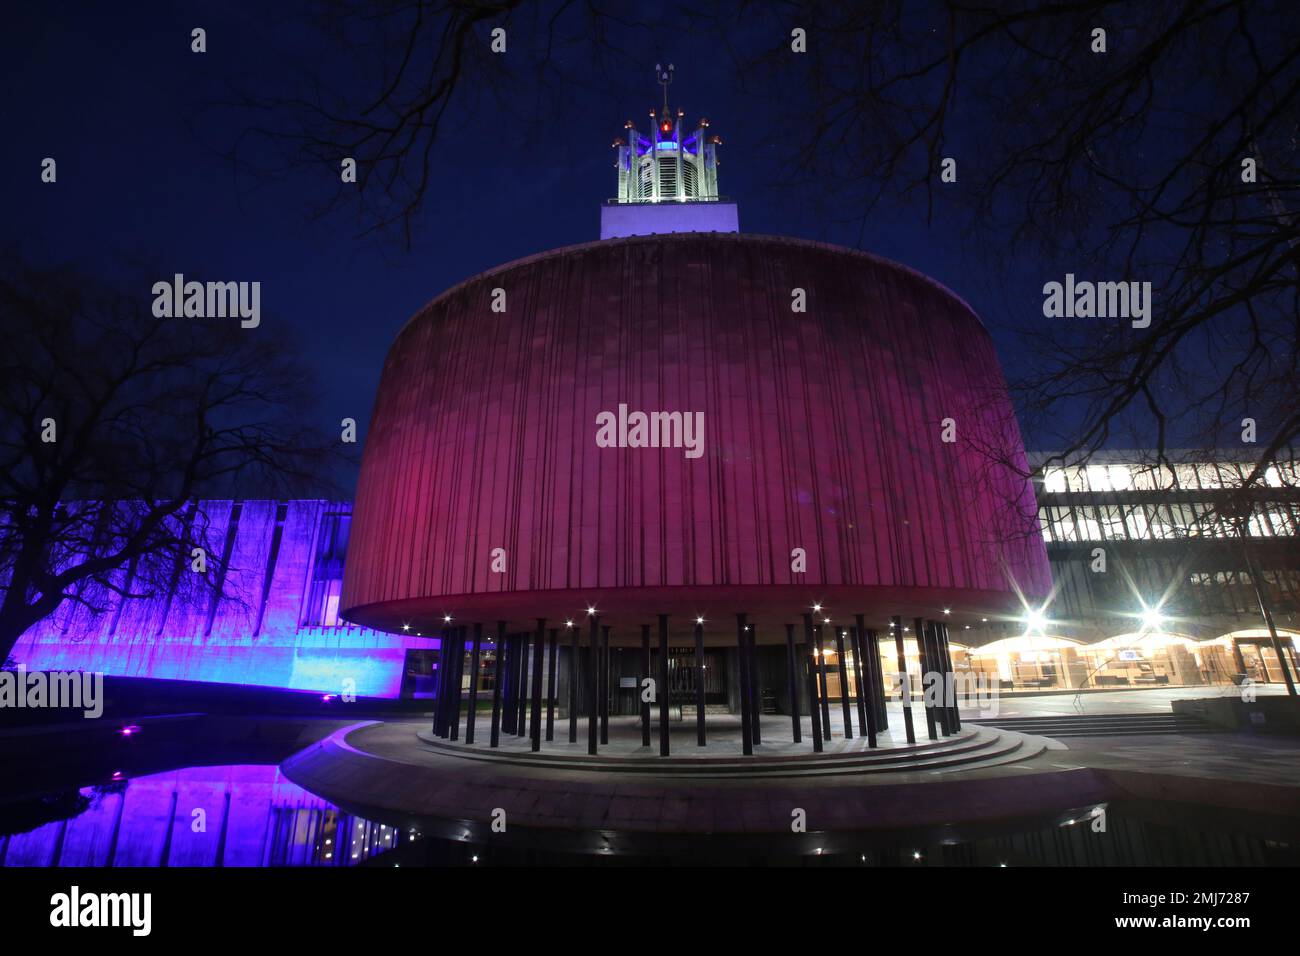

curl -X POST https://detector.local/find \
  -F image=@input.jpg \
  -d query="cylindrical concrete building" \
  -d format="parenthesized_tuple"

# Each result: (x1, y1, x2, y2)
(341, 231, 1049, 639)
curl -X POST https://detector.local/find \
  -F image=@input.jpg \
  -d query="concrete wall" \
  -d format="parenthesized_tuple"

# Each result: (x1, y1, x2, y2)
(12, 501, 432, 697)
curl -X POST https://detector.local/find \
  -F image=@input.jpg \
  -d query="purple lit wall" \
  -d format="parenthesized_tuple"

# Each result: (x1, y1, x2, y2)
(12, 501, 434, 697)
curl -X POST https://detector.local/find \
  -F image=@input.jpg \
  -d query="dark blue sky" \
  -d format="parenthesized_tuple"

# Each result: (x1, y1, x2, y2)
(6, 3, 1045, 493)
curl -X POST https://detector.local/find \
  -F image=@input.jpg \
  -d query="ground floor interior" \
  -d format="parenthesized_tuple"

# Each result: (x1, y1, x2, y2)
(402, 629, 1300, 709)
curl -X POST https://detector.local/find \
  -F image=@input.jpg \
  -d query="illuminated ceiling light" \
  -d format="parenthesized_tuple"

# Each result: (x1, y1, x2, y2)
(981, 617, 988, 623)
(812, 603, 822, 613)
(912, 851, 922, 861)
(696, 616, 705, 625)
(402, 623, 411, 632)
(823, 618, 831, 625)
(443, 615, 452, 623)
(587, 607, 597, 616)
(1138, 604, 1166, 632)
(565, 620, 574, 628)
(1022, 606, 1049, 633)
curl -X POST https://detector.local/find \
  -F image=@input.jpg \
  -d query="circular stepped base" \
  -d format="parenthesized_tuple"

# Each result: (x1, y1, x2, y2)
(279, 719, 1089, 853)
(414, 724, 1043, 778)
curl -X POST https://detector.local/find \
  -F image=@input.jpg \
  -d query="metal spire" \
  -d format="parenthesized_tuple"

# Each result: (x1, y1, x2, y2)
(655, 62, 674, 117)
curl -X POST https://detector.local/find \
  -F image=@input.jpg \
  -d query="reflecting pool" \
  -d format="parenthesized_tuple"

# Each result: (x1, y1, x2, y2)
(0, 764, 398, 867)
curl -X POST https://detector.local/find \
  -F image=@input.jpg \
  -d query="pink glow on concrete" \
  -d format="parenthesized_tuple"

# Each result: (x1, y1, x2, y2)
(344, 233, 1050, 637)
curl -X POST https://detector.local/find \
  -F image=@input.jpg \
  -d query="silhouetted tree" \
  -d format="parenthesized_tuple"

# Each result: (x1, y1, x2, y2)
(0, 257, 341, 663)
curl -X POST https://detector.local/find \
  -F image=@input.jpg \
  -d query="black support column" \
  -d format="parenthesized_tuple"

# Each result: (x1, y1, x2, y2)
(802, 614, 823, 751)
(851, 625, 877, 747)
(466, 623, 482, 745)
(567, 623, 579, 743)
(892, 615, 917, 744)
(545, 628, 557, 742)
(641, 624, 652, 747)
(529, 619, 545, 752)
(926, 621, 952, 737)
(939, 621, 961, 731)
(737, 614, 753, 756)
(449, 626, 464, 741)
(489, 621, 506, 747)
(431, 626, 446, 737)
(500, 634, 514, 736)
(850, 626, 868, 736)
(835, 626, 854, 740)
(587, 615, 600, 755)
(515, 633, 528, 737)
(916, 617, 938, 740)
(815, 623, 832, 736)
(748, 624, 762, 745)
(658, 614, 670, 756)
(694, 620, 706, 746)
(600, 624, 611, 745)
(868, 626, 888, 730)
(785, 623, 802, 743)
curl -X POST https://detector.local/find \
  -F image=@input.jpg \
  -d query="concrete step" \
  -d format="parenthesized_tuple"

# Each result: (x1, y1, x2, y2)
(415, 726, 1043, 778)
(968, 712, 1227, 737)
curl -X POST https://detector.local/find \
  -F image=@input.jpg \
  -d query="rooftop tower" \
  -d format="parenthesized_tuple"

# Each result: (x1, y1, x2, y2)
(599, 64, 740, 239)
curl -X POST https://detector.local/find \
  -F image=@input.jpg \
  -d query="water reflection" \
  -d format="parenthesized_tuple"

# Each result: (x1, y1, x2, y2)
(0, 765, 397, 867)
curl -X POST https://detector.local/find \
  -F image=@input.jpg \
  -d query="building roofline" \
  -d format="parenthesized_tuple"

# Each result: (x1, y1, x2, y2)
(395, 231, 986, 341)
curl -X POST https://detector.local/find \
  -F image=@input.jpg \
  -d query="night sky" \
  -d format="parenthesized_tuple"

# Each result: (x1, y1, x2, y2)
(6, 3, 1064, 493)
